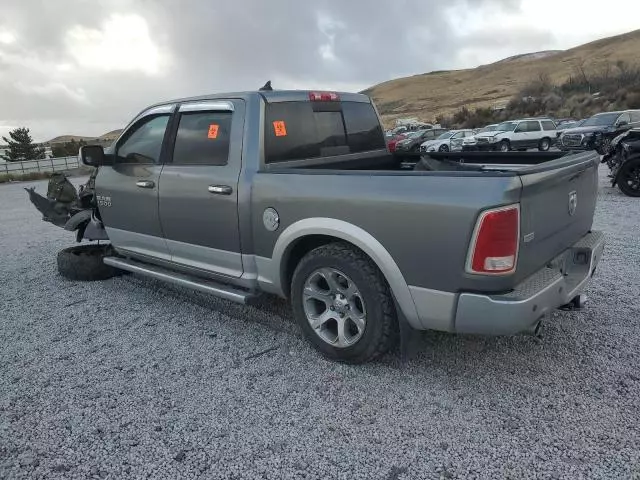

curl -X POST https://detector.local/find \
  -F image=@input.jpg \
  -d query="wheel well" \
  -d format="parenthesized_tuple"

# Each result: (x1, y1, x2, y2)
(282, 234, 383, 298)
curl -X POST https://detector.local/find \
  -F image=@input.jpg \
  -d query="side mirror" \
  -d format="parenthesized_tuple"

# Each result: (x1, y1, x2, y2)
(79, 145, 110, 167)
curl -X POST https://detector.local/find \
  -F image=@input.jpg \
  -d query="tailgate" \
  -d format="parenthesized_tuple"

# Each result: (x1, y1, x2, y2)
(516, 152, 599, 280)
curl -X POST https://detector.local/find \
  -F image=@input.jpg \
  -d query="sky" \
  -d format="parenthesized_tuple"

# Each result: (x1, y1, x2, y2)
(1, 0, 639, 142)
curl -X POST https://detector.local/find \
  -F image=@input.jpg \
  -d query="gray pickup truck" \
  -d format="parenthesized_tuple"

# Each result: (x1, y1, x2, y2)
(29, 89, 605, 363)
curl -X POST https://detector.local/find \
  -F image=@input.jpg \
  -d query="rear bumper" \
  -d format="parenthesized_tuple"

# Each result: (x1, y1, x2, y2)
(455, 231, 605, 334)
(408, 231, 605, 334)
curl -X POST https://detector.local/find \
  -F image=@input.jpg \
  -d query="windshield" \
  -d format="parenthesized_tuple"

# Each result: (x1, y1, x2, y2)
(495, 122, 517, 132)
(480, 125, 498, 133)
(581, 113, 619, 127)
(437, 131, 455, 140)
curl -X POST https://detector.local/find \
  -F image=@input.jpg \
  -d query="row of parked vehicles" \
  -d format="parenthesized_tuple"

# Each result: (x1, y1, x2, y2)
(386, 109, 640, 196)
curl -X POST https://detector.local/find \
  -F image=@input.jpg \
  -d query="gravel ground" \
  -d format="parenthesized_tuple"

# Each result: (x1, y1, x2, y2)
(1, 167, 639, 480)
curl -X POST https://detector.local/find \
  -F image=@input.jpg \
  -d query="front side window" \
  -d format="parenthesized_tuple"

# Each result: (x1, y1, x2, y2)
(116, 114, 170, 164)
(172, 111, 233, 166)
(630, 111, 640, 122)
(617, 113, 631, 125)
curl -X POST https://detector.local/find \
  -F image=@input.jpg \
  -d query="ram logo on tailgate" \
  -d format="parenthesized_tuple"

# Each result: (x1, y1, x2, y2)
(568, 191, 577, 216)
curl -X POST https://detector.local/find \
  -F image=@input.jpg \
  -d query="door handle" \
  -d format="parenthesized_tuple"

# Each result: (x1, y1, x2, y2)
(208, 185, 233, 195)
(136, 180, 155, 189)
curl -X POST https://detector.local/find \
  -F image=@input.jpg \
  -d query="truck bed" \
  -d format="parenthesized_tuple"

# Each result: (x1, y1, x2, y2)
(254, 149, 600, 295)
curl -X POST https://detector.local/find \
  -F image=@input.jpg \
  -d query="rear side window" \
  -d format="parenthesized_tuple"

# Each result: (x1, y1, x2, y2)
(265, 100, 384, 164)
(542, 120, 556, 131)
(172, 112, 232, 165)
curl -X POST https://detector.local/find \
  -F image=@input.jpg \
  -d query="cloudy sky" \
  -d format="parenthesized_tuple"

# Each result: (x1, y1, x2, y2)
(1, 0, 639, 142)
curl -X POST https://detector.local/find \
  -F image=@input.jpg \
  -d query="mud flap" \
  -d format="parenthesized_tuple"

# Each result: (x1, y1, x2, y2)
(394, 298, 422, 363)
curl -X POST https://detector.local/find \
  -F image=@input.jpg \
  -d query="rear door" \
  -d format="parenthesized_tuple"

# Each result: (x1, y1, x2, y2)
(97, 105, 174, 260)
(158, 100, 245, 278)
(524, 120, 542, 148)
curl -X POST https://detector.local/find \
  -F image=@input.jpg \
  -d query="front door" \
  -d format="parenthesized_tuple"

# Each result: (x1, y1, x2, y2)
(511, 122, 528, 149)
(97, 105, 174, 260)
(158, 100, 245, 278)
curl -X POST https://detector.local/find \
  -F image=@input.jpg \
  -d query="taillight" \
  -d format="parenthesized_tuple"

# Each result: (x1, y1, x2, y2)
(467, 204, 520, 275)
(309, 91, 340, 102)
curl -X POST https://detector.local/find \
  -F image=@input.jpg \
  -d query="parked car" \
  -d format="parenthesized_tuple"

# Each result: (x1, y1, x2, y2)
(26, 89, 604, 364)
(462, 124, 500, 150)
(387, 132, 410, 153)
(473, 118, 557, 152)
(602, 128, 640, 196)
(557, 110, 640, 154)
(420, 129, 474, 153)
(394, 128, 447, 154)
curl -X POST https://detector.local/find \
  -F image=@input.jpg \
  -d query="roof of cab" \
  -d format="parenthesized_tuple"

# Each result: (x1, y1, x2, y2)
(149, 90, 371, 110)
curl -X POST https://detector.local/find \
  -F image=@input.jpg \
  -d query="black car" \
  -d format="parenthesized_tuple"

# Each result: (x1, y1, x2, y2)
(394, 128, 448, 154)
(558, 110, 640, 154)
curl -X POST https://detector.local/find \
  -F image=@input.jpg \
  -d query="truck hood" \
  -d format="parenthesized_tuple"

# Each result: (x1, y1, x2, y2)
(475, 131, 505, 139)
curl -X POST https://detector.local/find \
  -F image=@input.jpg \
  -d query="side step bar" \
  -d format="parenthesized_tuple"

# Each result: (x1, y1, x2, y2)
(103, 256, 257, 305)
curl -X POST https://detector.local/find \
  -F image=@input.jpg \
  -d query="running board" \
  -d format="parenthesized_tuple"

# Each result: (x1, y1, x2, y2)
(103, 256, 257, 305)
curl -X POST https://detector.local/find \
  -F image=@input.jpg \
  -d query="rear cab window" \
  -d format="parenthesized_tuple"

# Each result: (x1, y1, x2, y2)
(264, 97, 385, 164)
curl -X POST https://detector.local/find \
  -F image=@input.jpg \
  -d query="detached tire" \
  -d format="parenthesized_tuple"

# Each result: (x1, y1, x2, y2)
(57, 244, 122, 281)
(291, 242, 397, 364)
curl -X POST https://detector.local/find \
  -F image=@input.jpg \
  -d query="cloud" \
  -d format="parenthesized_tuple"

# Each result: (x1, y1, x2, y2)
(65, 14, 167, 75)
(0, 0, 638, 142)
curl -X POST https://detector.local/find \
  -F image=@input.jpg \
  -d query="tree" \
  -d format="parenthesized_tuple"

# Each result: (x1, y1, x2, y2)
(1, 127, 46, 162)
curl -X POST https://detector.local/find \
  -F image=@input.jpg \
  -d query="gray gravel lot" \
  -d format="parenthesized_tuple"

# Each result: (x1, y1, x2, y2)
(1, 167, 639, 479)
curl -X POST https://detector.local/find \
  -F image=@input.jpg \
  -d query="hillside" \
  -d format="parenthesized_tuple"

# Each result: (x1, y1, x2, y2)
(46, 135, 96, 144)
(364, 29, 640, 126)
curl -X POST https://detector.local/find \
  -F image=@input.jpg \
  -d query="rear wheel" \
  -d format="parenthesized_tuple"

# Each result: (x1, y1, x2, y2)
(499, 140, 511, 152)
(438, 144, 449, 152)
(291, 243, 397, 364)
(617, 159, 640, 197)
(538, 137, 551, 151)
(57, 244, 123, 281)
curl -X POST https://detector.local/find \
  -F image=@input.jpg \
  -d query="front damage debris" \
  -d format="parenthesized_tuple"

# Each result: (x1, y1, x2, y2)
(25, 169, 109, 242)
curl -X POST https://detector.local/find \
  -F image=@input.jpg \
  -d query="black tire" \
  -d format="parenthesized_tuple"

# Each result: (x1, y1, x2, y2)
(438, 144, 449, 152)
(617, 159, 640, 197)
(499, 140, 511, 152)
(291, 242, 397, 364)
(538, 137, 551, 151)
(57, 244, 123, 281)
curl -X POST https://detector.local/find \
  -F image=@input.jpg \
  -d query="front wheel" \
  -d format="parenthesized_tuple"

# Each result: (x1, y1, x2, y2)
(499, 140, 511, 152)
(291, 243, 397, 364)
(538, 137, 551, 151)
(617, 159, 640, 197)
(438, 144, 449, 152)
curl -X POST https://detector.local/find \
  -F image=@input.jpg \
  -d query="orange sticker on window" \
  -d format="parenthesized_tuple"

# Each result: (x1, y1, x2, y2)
(208, 124, 219, 139)
(273, 120, 287, 137)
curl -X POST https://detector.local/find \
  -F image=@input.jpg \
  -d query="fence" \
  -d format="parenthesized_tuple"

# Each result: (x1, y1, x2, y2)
(0, 156, 80, 175)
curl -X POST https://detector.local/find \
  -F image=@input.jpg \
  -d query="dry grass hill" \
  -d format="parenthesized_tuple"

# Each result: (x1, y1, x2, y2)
(363, 29, 640, 127)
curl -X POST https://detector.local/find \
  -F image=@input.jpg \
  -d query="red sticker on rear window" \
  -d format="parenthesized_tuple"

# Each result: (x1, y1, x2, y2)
(273, 121, 287, 137)
(208, 124, 219, 139)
